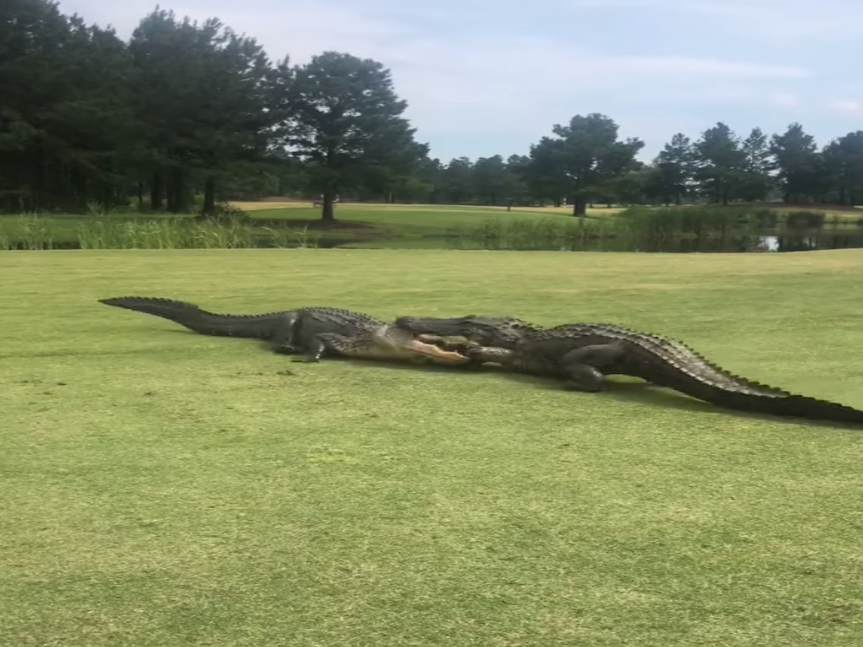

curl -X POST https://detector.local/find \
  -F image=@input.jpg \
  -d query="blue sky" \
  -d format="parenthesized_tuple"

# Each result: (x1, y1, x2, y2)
(59, 0, 862, 162)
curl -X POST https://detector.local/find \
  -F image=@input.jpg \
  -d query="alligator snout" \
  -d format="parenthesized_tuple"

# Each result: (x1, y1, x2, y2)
(394, 315, 462, 335)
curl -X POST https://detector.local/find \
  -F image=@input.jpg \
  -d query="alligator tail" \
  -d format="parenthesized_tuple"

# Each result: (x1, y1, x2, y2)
(99, 296, 293, 340)
(664, 377, 863, 426)
(718, 390, 863, 426)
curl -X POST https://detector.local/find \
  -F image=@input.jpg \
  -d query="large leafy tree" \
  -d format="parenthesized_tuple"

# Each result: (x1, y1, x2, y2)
(0, 0, 136, 211)
(129, 9, 276, 215)
(738, 127, 775, 201)
(822, 131, 863, 206)
(502, 155, 531, 206)
(691, 122, 747, 205)
(603, 165, 649, 206)
(275, 51, 426, 221)
(769, 123, 821, 204)
(526, 113, 644, 215)
(438, 157, 475, 204)
(646, 133, 695, 205)
(411, 156, 445, 203)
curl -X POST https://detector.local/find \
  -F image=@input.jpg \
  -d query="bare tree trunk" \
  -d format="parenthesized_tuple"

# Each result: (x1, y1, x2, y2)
(201, 176, 216, 216)
(150, 171, 164, 211)
(572, 196, 588, 216)
(321, 188, 336, 222)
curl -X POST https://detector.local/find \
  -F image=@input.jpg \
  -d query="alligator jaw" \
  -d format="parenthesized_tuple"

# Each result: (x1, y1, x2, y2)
(403, 338, 473, 364)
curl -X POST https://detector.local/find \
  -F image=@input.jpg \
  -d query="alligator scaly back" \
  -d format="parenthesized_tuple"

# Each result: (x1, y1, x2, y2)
(538, 322, 863, 426)
(99, 296, 296, 340)
(395, 314, 863, 426)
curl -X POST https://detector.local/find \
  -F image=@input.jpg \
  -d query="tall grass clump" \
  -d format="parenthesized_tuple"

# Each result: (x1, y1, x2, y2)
(783, 210, 826, 228)
(0, 214, 58, 249)
(0, 214, 321, 250)
(447, 217, 621, 250)
(619, 206, 761, 241)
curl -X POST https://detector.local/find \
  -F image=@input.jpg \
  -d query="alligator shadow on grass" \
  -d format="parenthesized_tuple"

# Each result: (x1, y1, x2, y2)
(363, 358, 862, 431)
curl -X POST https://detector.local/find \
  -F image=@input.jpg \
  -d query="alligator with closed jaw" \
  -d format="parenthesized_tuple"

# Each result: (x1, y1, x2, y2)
(394, 314, 863, 426)
(99, 297, 471, 365)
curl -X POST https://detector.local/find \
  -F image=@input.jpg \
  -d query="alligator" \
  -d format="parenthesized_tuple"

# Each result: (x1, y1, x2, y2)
(394, 314, 863, 426)
(98, 296, 471, 366)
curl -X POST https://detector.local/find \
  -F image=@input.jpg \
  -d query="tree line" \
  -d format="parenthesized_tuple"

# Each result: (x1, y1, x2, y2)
(2, 0, 862, 220)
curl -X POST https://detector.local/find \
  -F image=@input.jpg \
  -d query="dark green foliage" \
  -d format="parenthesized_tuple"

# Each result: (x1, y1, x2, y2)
(526, 113, 645, 215)
(0, 0, 137, 211)
(739, 128, 775, 202)
(821, 131, 863, 206)
(643, 133, 695, 206)
(691, 123, 748, 205)
(128, 8, 276, 215)
(769, 123, 821, 203)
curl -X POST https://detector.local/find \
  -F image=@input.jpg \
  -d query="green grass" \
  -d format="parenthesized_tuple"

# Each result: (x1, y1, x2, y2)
(3, 248, 863, 646)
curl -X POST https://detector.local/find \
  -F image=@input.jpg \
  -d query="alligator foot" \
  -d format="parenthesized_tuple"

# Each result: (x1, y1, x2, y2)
(562, 366, 608, 392)
(272, 343, 302, 355)
(292, 355, 322, 363)
(291, 337, 327, 362)
(559, 343, 625, 392)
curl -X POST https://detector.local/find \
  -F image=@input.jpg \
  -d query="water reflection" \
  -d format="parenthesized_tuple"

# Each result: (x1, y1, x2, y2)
(455, 227, 863, 254)
(622, 229, 863, 253)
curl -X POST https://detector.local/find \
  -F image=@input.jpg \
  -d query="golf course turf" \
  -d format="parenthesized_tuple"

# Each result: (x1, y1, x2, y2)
(2, 248, 862, 646)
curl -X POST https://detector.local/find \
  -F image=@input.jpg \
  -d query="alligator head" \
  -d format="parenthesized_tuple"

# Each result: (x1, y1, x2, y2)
(394, 314, 536, 349)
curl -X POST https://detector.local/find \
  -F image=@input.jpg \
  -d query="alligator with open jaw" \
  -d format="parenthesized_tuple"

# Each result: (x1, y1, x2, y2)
(394, 314, 863, 425)
(99, 297, 471, 365)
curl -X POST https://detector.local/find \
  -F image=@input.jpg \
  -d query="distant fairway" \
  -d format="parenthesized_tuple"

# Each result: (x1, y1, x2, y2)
(233, 200, 863, 232)
(232, 199, 624, 217)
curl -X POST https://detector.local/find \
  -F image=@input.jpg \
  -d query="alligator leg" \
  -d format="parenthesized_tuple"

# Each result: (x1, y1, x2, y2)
(270, 313, 301, 354)
(291, 336, 329, 362)
(558, 343, 627, 392)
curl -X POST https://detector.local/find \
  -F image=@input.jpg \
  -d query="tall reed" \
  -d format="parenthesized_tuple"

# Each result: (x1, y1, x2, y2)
(0, 215, 322, 250)
(446, 217, 621, 250)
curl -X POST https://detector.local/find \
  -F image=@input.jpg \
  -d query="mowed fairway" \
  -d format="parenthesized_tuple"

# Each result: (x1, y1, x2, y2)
(3, 248, 863, 646)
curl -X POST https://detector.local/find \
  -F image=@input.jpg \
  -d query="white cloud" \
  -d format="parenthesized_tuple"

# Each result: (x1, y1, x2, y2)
(769, 93, 800, 108)
(568, 0, 863, 36)
(828, 100, 861, 114)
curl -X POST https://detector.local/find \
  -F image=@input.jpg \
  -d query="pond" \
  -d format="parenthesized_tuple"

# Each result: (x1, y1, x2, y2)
(435, 225, 863, 253)
(4, 218, 863, 253)
(598, 228, 863, 253)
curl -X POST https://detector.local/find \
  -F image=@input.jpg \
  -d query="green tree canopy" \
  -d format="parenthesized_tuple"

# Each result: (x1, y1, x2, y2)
(526, 113, 644, 215)
(275, 51, 427, 221)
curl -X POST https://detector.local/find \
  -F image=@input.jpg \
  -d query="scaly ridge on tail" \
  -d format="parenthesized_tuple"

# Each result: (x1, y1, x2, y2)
(99, 296, 294, 339)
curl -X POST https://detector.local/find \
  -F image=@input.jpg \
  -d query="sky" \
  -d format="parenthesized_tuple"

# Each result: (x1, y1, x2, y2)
(57, 0, 863, 162)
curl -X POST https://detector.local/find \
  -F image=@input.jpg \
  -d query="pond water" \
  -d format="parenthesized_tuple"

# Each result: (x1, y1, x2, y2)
(632, 229, 863, 253)
(6, 226, 863, 253)
(438, 226, 863, 253)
